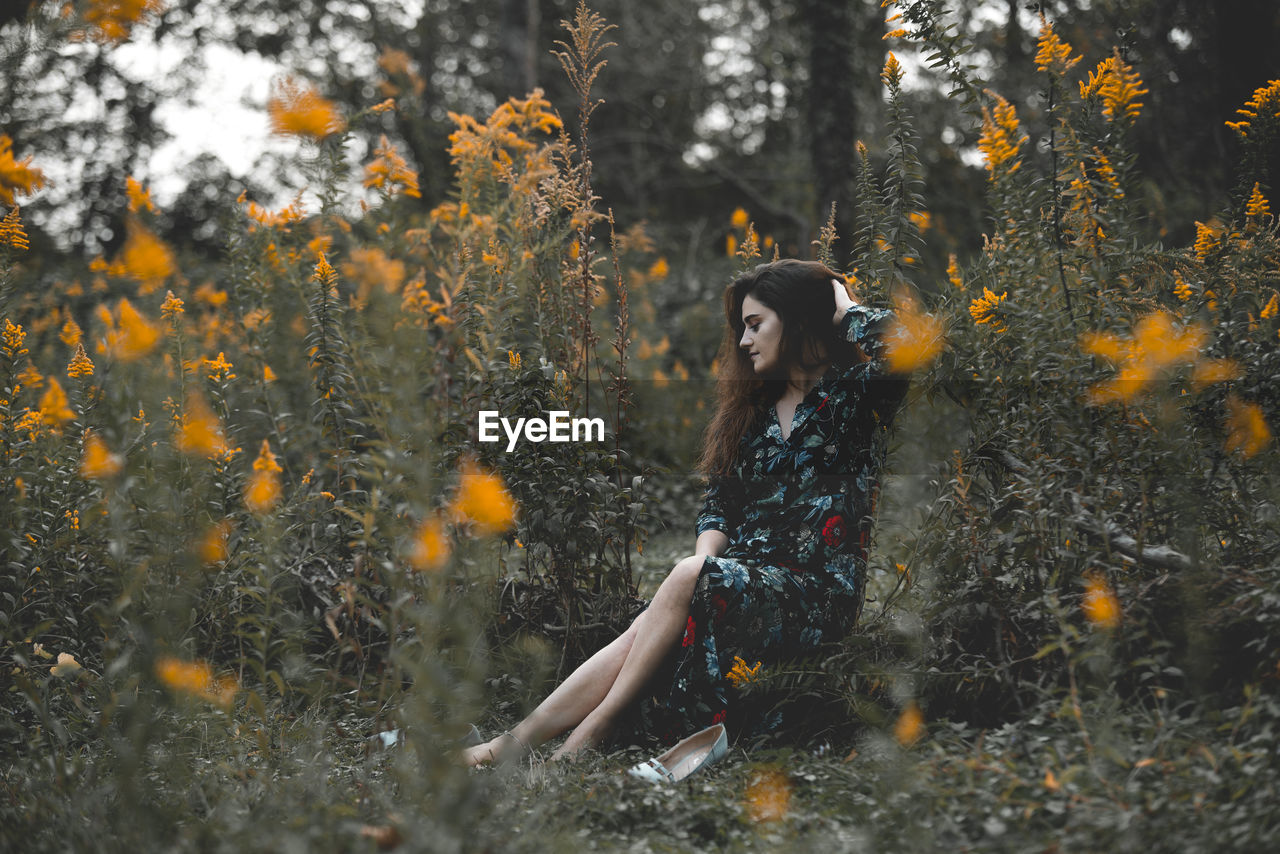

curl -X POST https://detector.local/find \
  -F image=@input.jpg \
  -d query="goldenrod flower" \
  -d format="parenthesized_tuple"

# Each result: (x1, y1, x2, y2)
(106, 298, 160, 361)
(263, 364, 277, 383)
(1262, 292, 1278, 320)
(155, 656, 238, 709)
(886, 292, 944, 372)
(67, 343, 95, 379)
(50, 652, 82, 678)
(1225, 395, 1271, 458)
(126, 176, 155, 213)
(1193, 221, 1222, 260)
(893, 701, 924, 746)
(883, 28, 909, 40)
(946, 254, 963, 289)
(1079, 52, 1147, 123)
(176, 394, 230, 458)
(726, 656, 762, 688)
(1082, 311, 1209, 404)
(968, 288, 1008, 332)
(744, 767, 792, 823)
(0, 135, 46, 207)
(652, 367, 669, 389)
(200, 352, 236, 383)
(451, 460, 517, 534)
(2, 317, 27, 359)
(507, 350, 521, 370)
(977, 92, 1027, 175)
(161, 290, 184, 318)
(408, 515, 451, 571)
(17, 362, 42, 391)
(81, 0, 163, 44)
(241, 192, 306, 231)
(1190, 358, 1242, 389)
(1034, 17, 1080, 75)
(881, 52, 903, 87)
(1172, 271, 1194, 301)
(730, 207, 749, 230)
(268, 77, 346, 140)
(1245, 182, 1271, 228)
(363, 135, 421, 198)
(81, 430, 124, 479)
(38, 378, 76, 427)
(60, 317, 82, 347)
(197, 520, 233, 565)
(1225, 79, 1280, 140)
(1082, 572, 1120, 629)
(0, 205, 29, 251)
(245, 439, 283, 514)
(342, 247, 406, 296)
(725, 234, 738, 257)
(648, 256, 670, 279)
(121, 220, 175, 292)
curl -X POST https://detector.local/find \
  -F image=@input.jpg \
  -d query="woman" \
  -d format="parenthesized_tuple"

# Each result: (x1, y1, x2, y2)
(463, 258, 907, 765)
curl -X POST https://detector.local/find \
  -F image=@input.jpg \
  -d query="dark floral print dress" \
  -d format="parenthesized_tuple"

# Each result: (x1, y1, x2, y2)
(628, 304, 908, 746)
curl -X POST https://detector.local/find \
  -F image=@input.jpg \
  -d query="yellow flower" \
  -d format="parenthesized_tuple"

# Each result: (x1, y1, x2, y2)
(946, 254, 963, 289)
(1082, 572, 1120, 629)
(241, 192, 306, 230)
(0, 205, 29, 251)
(81, 0, 163, 44)
(648, 256, 670, 279)
(881, 51, 903, 87)
(38, 378, 76, 427)
(1034, 17, 1080, 75)
(121, 220, 175, 292)
(1262, 293, 1278, 320)
(245, 439, 283, 514)
(198, 520, 233, 565)
(730, 207, 749, 230)
(725, 234, 737, 257)
(50, 652, 82, 678)
(17, 362, 43, 391)
(126, 176, 155, 213)
(507, 350, 522, 370)
(408, 515, 451, 571)
(885, 292, 944, 373)
(1079, 52, 1147, 123)
(155, 656, 238, 709)
(0, 134, 46, 207)
(1190, 359, 1241, 389)
(1193, 221, 1222, 260)
(161, 290, 185, 318)
(268, 77, 346, 140)
(968, 287, 1008, 332)
(363, 135, 421, 198)
(263, 364, 277, 383)
(451, 460, 517, 534)
(1082, 311, 1208, 404)
(977, 92, 1027, 176)
(726, 656, 762, 688)
(102, 298, 160, 361)
(342, 247, 406, 296)
(1224, 79, 1280, 140)
(67, 343, 95, 379)
(743, 767, 791, 823)
(200, 352, 236, 383)
(1225, 395, 1271, 458)
(1172, 271, 1194, 302)
(1245, 182, 1271, 228)
(176, 394, 230, 458)
(60, 317, 83, 347)
(893, 701, 925, 746)
(81, 430, 124, 479)
(2, 317, 27, 359)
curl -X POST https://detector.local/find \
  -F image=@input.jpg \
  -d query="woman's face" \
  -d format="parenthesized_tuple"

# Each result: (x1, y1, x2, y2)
(739, 294, 784, 375)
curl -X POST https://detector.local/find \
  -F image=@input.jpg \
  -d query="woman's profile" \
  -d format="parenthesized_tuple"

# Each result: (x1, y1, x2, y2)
(463, 258, 908, 768)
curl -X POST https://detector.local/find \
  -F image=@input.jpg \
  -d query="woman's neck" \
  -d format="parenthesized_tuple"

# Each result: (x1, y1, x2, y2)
(783, 362, 829, 399)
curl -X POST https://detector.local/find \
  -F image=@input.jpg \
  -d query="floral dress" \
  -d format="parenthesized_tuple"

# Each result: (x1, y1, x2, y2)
(628, 304, 908, 745)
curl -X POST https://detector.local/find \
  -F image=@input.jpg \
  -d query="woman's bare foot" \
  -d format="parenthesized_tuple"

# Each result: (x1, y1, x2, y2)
(461, 731, 529, 767)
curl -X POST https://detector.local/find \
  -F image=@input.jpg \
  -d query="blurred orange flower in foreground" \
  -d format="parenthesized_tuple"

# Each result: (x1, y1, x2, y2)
(176, 394, 231, 458)
(451, 460, 517, 534)
(743, 767, 791, 823)
(1224, 395, 1271, 458)
(408, 515, 451, 571)
(245, 440, 283, 514)
(268, 77, 346, 140)
(0, 134, 46, 206)
(1082, 572, 1121, 629)
(886, 292, 944, 373)
(894, 701, 925, 746)
(81, 430, 124, 479)
(155, 656, 238, 709)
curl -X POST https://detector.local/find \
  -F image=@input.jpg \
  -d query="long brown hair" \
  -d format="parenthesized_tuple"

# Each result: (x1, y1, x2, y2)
(698, 259, 864, 475)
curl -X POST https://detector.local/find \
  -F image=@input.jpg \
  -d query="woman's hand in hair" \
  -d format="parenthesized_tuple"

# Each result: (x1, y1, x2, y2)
(832, 278, 858, 325)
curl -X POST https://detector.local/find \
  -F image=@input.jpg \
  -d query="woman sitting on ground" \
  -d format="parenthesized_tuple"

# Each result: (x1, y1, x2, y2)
(463, 258, 908, 765)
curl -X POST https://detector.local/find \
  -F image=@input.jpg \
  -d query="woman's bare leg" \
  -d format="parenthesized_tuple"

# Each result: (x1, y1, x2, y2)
(461, 615, 640, 765)
(551, 554, 706, 759)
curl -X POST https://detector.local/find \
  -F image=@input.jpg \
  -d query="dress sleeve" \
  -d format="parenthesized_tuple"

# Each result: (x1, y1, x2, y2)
(838, 304, 896, 374)
(696, 473, 742, 537)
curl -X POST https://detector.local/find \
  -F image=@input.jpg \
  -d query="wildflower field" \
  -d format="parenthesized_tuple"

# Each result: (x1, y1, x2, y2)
(3, 1, 1280, 851)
